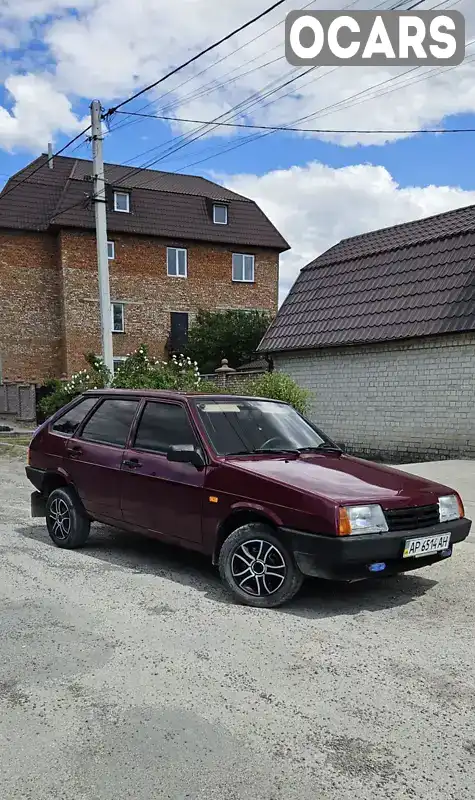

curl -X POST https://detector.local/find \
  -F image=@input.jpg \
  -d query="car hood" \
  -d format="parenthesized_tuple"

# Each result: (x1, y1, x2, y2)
(227, 453, 453, 507)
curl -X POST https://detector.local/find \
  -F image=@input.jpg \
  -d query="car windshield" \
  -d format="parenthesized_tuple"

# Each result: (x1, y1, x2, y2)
(193, 398, 327, 456)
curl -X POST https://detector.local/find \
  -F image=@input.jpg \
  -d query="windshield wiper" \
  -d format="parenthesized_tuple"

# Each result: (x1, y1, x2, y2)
(298, 443, 342, 453)
(226, 448, 300, 456)
(253, 448, 300, 455)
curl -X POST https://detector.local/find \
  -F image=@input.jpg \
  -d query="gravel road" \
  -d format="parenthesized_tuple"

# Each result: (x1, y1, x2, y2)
(1, 454, 474, 800)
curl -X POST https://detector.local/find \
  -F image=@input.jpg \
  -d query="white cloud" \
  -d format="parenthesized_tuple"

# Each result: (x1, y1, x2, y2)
(0, 0, 474, 151)
(0, 73, 85, 151)
(219, 161, 475, 303)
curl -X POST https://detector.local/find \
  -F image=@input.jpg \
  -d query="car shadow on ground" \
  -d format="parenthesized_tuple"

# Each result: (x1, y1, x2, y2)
(17, 522, 438, 619)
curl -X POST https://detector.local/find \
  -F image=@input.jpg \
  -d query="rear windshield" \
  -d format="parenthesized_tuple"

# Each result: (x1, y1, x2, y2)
(193, 398, 325, 456)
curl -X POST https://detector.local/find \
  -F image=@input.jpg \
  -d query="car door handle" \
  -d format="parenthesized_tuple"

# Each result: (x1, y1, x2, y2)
(68, 445, 82, 458)
(123, 458, 142, 469)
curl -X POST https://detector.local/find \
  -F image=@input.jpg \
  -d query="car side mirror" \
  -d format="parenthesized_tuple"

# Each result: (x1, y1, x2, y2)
(167, 444, 205, 469)
(336, 441, 346, 452)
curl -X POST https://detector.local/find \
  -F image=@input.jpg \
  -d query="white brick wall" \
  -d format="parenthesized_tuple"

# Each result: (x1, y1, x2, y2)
(274, 333, 475, 462)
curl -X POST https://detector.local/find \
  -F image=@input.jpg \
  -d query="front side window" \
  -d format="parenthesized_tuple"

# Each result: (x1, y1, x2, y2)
(213, 204, 228, 224)
(134, 402, 198, 454)
(81, 399, 139, 447)
(193, 399, 326, 456)
(111, 303, 125, 333)
(232, 253, 254, 282)
(51, 397, 98, 437)
(167, 247, 187, 278)
(114, 191, 130, 213)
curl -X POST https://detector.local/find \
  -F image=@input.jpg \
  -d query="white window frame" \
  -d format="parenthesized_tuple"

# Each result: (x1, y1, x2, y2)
(232, 253, 255, 283)
(213, 204, 228, 225)
(111, 302, 125, 333)
(107, 240, 115, 260)
(167, 247, 188, 278)
(113, 356, 127, 375)
(114, 191, 130, 213)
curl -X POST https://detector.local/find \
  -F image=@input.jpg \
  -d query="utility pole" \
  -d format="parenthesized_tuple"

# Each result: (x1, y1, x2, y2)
(91, 99, 113, 378)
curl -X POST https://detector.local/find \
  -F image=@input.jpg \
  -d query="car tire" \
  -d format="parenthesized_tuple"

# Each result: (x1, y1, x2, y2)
(218, 523, 304, 608)
(46, 486, 90, 549)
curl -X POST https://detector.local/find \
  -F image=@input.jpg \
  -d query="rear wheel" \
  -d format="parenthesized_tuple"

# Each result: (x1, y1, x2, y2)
(218, 523, 304, 608)
(46, 487, 90, 549)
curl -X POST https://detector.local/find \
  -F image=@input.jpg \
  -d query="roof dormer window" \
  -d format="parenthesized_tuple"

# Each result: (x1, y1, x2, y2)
(114, 191, 130, 213)
(213, 203, 228, 224)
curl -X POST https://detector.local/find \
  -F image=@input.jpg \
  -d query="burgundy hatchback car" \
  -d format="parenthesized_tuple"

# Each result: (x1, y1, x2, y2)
(26, 390, 471, 608)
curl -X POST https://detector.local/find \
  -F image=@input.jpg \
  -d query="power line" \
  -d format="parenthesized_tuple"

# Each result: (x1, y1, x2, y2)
(0, 124, 92, 204)
(108, 0, 321, 138)
(106, 0, 289, 116)
(114, 112, 475, 135)
(106, 0, 445, 186)
(175, 52, 475, 172)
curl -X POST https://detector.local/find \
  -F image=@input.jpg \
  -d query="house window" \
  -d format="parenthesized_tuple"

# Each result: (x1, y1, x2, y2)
(213, 204, 228, 224)
(114, 191, 130, 213)
(167, 247, 187, 278)
(232, 253, 255, 283)
(107, 241, 115, 260)
(169, 312, 189, 352)
(113, 357, 127, 375)
(111, 303, 125, 333)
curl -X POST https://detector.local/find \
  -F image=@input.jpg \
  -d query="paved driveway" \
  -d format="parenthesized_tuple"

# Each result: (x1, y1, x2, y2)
(1, 456, 474, 800)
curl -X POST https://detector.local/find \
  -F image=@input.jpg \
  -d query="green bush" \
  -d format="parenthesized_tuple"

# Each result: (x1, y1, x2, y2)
(112, 348, 200, 392)
(38, 354, 110, 419)
(245, 372, 310, 415)
(38, 347, 201, 419)
(37, 347, 309, 421)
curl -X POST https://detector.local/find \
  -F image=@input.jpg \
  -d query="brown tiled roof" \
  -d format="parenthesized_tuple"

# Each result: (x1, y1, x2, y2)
(0, 155, 289, 251)
(259, 204, 475, 352)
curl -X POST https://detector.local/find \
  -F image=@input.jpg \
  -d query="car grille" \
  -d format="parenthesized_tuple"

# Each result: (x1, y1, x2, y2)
(385, 504, 440, 532)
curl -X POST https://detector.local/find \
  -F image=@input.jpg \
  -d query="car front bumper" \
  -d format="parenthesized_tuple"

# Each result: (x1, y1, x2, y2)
(282, 517, 471, 580)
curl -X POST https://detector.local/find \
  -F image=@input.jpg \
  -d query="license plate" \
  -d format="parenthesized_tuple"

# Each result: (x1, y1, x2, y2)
(403, 533, 451, 559)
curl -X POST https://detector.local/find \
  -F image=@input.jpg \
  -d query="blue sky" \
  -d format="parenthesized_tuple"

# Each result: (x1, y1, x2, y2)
(1, 0, 474, 297)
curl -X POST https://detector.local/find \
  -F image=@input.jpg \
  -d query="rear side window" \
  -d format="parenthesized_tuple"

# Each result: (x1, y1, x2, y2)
(80, 399, 139, 447)
(51, 397, 97, 437)
(134, 402, 198, 454)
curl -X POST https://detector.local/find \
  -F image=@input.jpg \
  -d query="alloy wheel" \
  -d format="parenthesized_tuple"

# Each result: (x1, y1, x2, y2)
(48, 497, 71, 541)
(231, 539, 287, 597)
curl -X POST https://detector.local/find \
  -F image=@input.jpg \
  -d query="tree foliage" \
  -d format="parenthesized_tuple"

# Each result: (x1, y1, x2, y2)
(185, 309, 272, 374)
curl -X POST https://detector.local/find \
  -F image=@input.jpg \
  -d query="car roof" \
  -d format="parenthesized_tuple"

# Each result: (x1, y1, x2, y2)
(82, 389, 288, 404)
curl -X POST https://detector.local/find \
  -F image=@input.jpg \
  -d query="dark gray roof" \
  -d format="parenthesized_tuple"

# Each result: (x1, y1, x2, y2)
(0, 155, 289, 251)
(259, 204, 475, 353)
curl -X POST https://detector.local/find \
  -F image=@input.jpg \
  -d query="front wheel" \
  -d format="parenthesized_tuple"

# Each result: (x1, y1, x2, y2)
(218, 523, 304, 608)
(46, 487, 90, 549)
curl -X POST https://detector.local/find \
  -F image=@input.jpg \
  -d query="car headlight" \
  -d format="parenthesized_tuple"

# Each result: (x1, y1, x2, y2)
(439, 494, 463, 523)
(338, 504, 389, 536)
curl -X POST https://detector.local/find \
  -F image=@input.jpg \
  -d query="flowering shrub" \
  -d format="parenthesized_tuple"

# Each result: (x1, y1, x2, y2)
(112, 347, 200, 391)
(38, 354, 109, 419)
(38, 346, 309, 420)
(38, 346, 201, 418)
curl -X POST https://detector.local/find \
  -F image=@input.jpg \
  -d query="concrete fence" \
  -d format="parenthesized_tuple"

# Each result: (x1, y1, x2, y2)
(0, 382, 37, 423)
(201, 359, 266, 393)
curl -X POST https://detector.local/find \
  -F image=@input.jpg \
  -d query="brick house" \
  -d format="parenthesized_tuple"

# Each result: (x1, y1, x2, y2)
(258, 205, 475, 462)
(0, 155, 289, 383)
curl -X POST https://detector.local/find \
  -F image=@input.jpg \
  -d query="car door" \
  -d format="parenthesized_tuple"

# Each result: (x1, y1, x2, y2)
(120, 400, 206, 543)
(65, 397, 140, 523)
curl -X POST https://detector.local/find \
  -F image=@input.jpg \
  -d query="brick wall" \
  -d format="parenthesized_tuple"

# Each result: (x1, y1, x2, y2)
(274, 333, 475, 462)
(0, 231, 63, 382)
(58, 230, 279, 376)
(0, 228, 279, 382)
